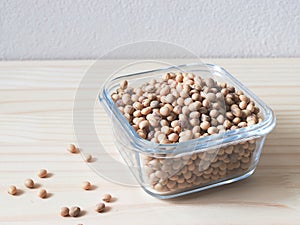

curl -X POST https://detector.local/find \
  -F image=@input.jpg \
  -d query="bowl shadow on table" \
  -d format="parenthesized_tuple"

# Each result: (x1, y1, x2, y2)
(165, 172, 293, 209)
(165, 123, 297, 208)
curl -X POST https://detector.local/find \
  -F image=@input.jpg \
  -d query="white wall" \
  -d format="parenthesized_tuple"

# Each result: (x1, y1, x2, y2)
(0, 0, 299, 60)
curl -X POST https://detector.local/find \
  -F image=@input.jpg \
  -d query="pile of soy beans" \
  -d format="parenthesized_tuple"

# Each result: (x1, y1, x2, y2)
(111, 72, 262, 193)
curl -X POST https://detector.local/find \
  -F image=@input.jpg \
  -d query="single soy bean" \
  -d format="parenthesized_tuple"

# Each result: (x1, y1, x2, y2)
(83, 153, 92, 162)
(102, 193, 112, 202)
(81, 181, 92, 190)
(37, 169, 47, 178)
(95, 203, 106, 213)
(60, 207, 69, 217)
(8, 185, 17, 195)
(24, 179, 34, 188)
(69, 206, 81, 217)
(68, 144, 78, 153)
(38, 189, 47, 198)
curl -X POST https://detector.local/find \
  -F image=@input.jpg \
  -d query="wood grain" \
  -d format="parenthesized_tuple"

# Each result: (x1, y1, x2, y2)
(0, 59, 299, 225)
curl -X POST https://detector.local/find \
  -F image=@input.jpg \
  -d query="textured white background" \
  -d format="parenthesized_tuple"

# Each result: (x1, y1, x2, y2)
(0, 0, 299, 60)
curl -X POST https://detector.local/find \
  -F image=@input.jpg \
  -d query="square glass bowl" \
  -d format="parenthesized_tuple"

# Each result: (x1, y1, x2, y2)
(99, 63, 276, 199)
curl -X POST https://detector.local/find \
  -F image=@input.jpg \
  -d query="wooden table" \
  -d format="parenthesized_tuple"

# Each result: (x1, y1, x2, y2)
(0, 59, 299, 225)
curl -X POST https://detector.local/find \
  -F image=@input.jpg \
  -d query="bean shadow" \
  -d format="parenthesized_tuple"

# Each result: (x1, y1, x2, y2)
(44, 172, 53, 178)
(109, 197, 117, 203)
(103, 206, 111, 213)
(16, 189, 25, 196)
(80, 210, 87, 217)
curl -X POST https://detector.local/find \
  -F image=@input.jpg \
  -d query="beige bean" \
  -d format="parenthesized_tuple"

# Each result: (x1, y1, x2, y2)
(247, 103, 255, 112)
(102, 193, 112, 202)
(191, 93, 200, 101)
(183, 171, 192, 180)
(131, 94, 139, 102)
(170, 120, 179, 128)
(60, 207, 69, 217)
(133, 102, 143, 110)
(239, 101, 247, 110)
(162, 73, 171, 80)
(165, 94, 175, 103)
(202, 99, 210, 108)
(161, 126, 171, 135)
(154, 183, 164, 191)
(182, 95, 191, 105)
(95, 203, 106, 213)
(111, 93, 119, 101)
(69, 206, 81, 217)
(124, 105, 134, 114)
(233, 117, 241, 125)
(172, 105, 181, 115)
(189, 111, 200, 119)
(68, 144, 78, 153)
(200, 121, 210, 130)
(238, 122, 247, 127)
(122, 93, 132, 105)
(168, 133, 179, 142)
(207, 126, 219, 134)
(179, 130, 193, 142)
(160, 106, 171, 117)
(189, 101, 201, 111)
(24, 179, 34, 189)
(8, 185, 17, 195)
(190, 118, 200, 126)
(141, 107, 152, 115)
(81, 181, 92, 190)
(241, 157, 250, 163)
(147, 114, 159, 127)
(206, 93, 216, 102)
(166, 180, 177, 189)
(181, 106, 190, 115)
(175, 73, 184, 82)
(225, 97, 234, 106)
(137, 130, 146, 139)
(83, 153, 93, 163)
(120, 80, 128, 90)
(231, 105, 242, 117)
(38, 189, 47, 198)
(174, 126, 181, 133)
(133, 109, 141, 117)
(139, 120, 149, 129)
(239, 95, 249, 102)
(209, 109, 219, 118)
(37, 169, 48, 178)
(192, 126, 200, 134)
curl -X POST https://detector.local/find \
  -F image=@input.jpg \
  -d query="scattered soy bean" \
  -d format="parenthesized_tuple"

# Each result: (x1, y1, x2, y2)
(83, 153, 92, 162)
(8, 185, 17, 195)
(102, 193, 112, 202)
(95, 203, 106, 213)
(81, 181, 92, 190)
(69, 206, 81, 217)
(68, 144, 78, 153)
(24, 178, 34, 188)
(60, 207, 69, 217)
(38, 189, 47, 198)
(37, 169, 47, 178)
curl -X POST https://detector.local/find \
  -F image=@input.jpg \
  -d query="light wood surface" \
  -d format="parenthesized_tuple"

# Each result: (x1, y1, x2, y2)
(0, 59, 300, 225)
